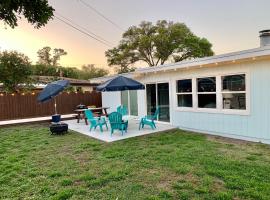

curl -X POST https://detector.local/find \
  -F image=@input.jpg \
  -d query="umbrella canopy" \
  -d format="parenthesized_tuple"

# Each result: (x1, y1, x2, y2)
(37, 80, 70, 115)
(96, 75, 145, 92)
(37, 80, 70, 102)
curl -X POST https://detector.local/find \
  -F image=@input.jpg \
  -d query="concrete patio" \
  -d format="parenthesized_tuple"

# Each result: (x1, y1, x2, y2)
(64, 118, 176, 142)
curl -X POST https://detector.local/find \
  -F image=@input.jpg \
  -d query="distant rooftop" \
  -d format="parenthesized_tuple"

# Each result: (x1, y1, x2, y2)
(34, 76, 97, 86)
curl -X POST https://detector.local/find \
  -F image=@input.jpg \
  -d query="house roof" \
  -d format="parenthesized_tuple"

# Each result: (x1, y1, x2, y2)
(90, 46, 270, 83)
(89, 72, 135, 84)
(136, 46, 270, 73)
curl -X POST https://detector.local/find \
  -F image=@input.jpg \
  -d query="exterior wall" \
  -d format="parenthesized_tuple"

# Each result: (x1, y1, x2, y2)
(101, 91, 121, 113)
(137, 89, 147, 118)
(136, 59, 270, 144)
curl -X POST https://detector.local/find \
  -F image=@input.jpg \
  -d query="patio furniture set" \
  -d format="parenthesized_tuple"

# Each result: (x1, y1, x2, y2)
(76, 105, 160, 136)
(37, 75, 151, 135)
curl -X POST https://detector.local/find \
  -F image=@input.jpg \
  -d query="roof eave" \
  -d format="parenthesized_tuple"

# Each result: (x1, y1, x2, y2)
(136, 46, 270, 74)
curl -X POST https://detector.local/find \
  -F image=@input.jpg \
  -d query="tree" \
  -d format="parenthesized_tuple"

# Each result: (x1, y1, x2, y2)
(0, 0, 54, 28)
(61, 67, 80, 79)
(105, 43, 136, 74)
(31, 64, 58, 76)
(78, 64, 108, 80)
(52, 49, 67, 66)
(0, 51, 32, 92)
(105, 20, 214, 70)
(37, 46, 52, 65)
(37, 47, 67, 66)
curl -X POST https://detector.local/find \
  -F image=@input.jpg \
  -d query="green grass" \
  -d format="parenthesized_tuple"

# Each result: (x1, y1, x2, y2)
(1, 124, 270, 200)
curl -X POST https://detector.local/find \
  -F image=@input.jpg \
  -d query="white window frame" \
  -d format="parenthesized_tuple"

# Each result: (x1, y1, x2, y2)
(175, 72, 250, 115)
(145, 81, 171, 123)
(196, 76, 217, 110)
(221, 73, 249, 115)
(176, 79, 193, 109)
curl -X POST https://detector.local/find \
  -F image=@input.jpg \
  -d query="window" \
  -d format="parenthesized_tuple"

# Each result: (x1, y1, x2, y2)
(175, 73, 248, 114)
(197, 77, 216, 108)
(222, 74, 246, 110)
(176, 79, 192, 107)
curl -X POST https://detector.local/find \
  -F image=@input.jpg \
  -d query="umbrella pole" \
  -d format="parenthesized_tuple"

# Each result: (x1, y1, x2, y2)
(54, 98, 57, 114)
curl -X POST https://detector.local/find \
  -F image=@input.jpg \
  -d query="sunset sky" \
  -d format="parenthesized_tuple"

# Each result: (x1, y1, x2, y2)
(0, 0, 270, 70)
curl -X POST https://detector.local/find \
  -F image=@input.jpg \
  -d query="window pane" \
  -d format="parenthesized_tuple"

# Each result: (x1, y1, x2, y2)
(178, 94, 192, 107)
(146, 84, 156, 116)
(198, 94, 216, 108)
(121, 91, 129, 114)
(158, 83, 170, 122)
(129, 90, 138, 116)
(223, 93, 246, 110)
(222, 74, 245, 91)
(177, 79, 192, 93)
(198, 77, 216, 92)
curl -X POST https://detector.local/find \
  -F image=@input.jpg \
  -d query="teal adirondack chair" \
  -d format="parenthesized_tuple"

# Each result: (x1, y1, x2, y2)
(117, 105, 128, 116)
(139, 106, 160, 130)
(85, 110, 108, 132)
(108, 112, 128, 136)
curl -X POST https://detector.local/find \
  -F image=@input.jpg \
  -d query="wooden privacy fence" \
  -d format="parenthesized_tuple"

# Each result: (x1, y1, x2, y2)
(0, 91, 102, 121)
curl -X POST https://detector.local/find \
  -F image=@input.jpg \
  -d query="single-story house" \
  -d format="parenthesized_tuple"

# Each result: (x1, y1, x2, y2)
(90, 30, 270, 144)
(33, 76, 98, 92)
(0, 76, 98, 93)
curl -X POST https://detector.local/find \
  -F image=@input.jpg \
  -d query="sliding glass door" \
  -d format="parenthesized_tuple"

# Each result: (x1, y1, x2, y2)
(146, 84, 157, 116)
(121, 90, 138, 116)
(129, 90, 138, 116)
(157, 83, 170, 122)
(146, 83, 170, 122)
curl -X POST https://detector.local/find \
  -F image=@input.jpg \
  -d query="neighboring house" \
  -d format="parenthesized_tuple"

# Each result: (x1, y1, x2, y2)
(34, 76, 98, 92)
(0, 76, 98, 93)
(90, 30, 270, 144)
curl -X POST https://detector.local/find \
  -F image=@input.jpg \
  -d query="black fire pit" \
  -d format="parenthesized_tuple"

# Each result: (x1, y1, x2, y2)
(50, 123, 68, 135)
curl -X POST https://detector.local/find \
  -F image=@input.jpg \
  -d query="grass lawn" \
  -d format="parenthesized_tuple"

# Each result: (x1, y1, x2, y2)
(1, 125, 270, 200)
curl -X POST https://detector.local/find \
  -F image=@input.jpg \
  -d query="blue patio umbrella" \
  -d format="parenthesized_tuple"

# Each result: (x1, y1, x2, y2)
(37, 80, 70, 114)
(96, 75, 145, 92)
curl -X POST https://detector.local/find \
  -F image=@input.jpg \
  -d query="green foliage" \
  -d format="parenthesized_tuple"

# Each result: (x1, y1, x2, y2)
(32, 64, 58, 76)
(31, 64, 107, 80)
(1, 125, 270, 199)
(0, 51, 33, 92)
(105, 43, 137, 74)
(106, 20, 214, 71)
(37, 46, 67, 66)
(61, 67, 79, 79)
(53, 48, 67, 66)
(78, 64, 108, 79)
(0, 0, 54, 28)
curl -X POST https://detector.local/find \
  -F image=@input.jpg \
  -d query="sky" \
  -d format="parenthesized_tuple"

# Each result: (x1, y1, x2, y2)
(0, 0, 270, 70)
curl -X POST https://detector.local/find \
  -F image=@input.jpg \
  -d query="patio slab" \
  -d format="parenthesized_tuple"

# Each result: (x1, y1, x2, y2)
(64, 119, 176, 142)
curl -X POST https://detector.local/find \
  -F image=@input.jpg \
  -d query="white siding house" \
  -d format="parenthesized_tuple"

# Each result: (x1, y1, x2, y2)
(91, 30, 270, 144)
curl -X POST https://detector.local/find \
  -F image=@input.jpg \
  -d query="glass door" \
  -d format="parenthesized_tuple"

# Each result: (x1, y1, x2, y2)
(121, 90, 129, 114)
(146, 84, 157, 116)
(146, 83, 170, 122)
(129, 90, 138, 116)
(121, 90, 138, 116)
(157, 83, 170, 122)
